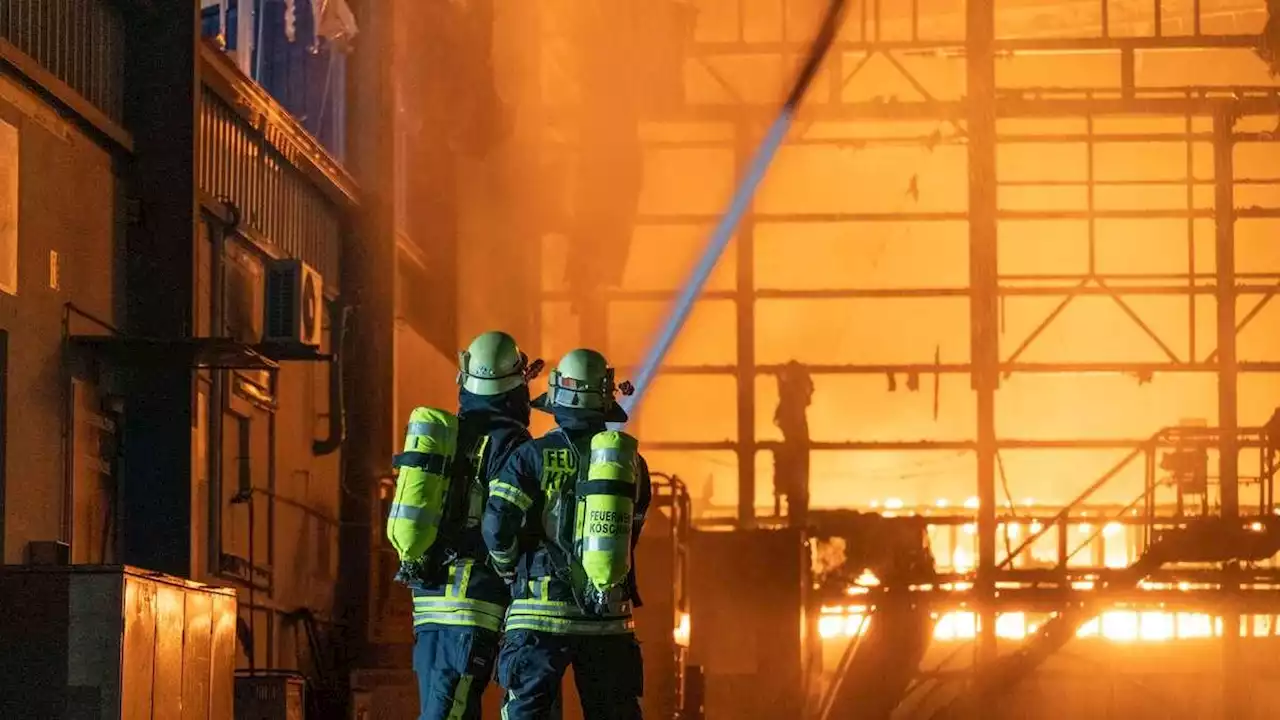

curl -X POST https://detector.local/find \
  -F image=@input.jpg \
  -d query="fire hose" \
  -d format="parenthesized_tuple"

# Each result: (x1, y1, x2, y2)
(618, 0, 851, 426)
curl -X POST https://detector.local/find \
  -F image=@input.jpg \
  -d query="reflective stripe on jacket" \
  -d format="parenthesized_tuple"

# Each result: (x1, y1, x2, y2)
(504, 578, 635, 635)
(412, 559, 507, 633)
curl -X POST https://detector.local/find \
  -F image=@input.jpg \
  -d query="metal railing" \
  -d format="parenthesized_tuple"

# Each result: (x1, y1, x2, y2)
(0, 0, 125, 123)
(198, 85, 343, 284)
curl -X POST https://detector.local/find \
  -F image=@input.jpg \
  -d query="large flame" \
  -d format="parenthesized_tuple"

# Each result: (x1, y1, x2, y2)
(817, 606, 1257, 643)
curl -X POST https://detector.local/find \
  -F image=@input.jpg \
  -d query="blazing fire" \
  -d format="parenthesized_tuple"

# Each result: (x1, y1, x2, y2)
(817, 606, 1277, 643)
(673, 611, 691, 648)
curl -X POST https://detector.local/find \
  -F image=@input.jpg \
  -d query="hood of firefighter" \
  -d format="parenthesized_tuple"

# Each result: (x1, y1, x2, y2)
(460, 384, 532, 429)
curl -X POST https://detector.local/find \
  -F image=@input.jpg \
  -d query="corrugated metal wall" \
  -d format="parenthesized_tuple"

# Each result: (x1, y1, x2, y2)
(0, 0, 125, 123)
(198, 86, 342, 285)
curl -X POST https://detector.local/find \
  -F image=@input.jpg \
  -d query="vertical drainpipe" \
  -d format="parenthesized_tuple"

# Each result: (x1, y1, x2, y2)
(313, 302, 349, 456)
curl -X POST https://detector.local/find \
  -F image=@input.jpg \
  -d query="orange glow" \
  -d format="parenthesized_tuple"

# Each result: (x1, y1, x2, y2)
(493, 8, 1280, 686)
(818, 605, 870, 639)
(504, 0, 1280, 529)
(818, 607, 1257, 643)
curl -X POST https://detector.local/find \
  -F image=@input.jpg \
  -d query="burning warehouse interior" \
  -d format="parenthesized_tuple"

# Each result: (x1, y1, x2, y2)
(5, 0, 1280, 718)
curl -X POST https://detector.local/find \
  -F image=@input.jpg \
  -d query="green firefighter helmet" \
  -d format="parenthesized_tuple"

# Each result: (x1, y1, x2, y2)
(547, 348, 618, 410)
(457, 331, 529, 396)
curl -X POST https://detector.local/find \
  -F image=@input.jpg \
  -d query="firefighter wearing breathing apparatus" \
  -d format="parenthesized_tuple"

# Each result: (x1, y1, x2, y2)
(483, 348, 652, 720)
(386, 331, 540, 720)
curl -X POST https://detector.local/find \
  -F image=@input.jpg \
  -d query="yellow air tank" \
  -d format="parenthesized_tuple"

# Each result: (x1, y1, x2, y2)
(576, 430, 639, 592)
(387, 407, 459, 563)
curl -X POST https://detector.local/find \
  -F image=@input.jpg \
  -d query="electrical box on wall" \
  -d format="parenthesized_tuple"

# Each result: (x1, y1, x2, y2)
(234, 672, 305, 720)
(264, 258, 323, 347)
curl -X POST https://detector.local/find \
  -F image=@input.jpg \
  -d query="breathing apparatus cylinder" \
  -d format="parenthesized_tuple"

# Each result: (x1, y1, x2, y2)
(387, 407, 460, 566)
(576, 429, 639, 606)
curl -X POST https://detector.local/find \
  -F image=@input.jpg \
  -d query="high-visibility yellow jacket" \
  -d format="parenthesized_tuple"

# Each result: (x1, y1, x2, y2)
(482, 411, 652, 635)
(411, 391, 532, 634)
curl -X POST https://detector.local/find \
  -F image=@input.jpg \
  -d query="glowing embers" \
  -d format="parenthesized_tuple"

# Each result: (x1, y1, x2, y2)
(818, 605, 871, 639)
(930, 517, 1136, 572)
(673, 611, 691, 648)
(816, 606, 1269, 642)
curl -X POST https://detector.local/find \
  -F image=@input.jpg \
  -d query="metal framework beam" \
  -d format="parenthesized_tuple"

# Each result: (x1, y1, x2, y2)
(690, 34, 1263, 55)
(646, 437, 1270, 452)
(620, 207, 1280, 223)
(547, 284, 1280, 300)
(684, 0, 1264, 57)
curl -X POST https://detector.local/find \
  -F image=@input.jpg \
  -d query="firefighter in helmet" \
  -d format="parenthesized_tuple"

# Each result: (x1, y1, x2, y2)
(483, 348, 652, 720)
(391, 331, 538, 720)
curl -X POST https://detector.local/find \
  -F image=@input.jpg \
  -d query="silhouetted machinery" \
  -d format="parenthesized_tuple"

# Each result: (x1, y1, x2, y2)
(676, 418, 1280, 719)
(811, 513, 938, 720)
(685, 511, 937, 719)
(1161, 439, 1210, 515)
(925, 515, 1280, 719)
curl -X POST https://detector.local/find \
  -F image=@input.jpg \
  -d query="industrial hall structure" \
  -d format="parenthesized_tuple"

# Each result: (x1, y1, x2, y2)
(3, 0, 1280, 719)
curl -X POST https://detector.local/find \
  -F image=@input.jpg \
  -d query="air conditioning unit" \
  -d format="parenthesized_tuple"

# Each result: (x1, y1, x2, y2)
(264, 259, 323, 347)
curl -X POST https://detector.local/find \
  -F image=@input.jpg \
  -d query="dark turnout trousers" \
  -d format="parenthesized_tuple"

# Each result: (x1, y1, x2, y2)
(497, 629, 644, 720)
(413, 624, 500, 720)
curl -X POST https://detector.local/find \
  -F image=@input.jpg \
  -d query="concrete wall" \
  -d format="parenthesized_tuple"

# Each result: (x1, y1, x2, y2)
(0, 73, 120, 564)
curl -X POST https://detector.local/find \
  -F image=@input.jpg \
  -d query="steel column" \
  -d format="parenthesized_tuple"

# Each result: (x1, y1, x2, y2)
(736, 122, 757, 527)
(967, 0, 1000, 664)
(1215, 110, 1240, 519)
(118, 0, 200, 578)
(1214, 107, 1242, 720)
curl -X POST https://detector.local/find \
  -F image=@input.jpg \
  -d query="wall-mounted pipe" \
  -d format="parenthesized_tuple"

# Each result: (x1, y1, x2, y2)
(313, 302, 350, 456)
(209, 198, 239, 582)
